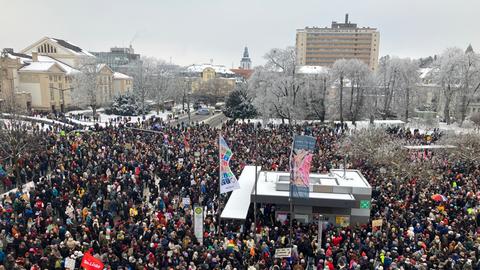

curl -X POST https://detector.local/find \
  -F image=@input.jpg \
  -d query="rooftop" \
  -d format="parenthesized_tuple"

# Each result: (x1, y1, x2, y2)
(186, 64, 234, 75)
(113, 72, 133, 80)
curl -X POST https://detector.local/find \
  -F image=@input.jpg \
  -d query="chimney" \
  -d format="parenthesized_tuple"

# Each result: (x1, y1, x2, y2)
(32, 52, 38, 62)
(345, 13, 349, 24)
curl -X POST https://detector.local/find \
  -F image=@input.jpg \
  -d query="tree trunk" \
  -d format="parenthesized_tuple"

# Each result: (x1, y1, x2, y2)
(320, 78, 327, 123)
(349, 84, 354, 121)
(339, 76, 344, 124)
(460, 94, 468, 126)
(405, 87, 410, 123)
(444, 86, 452, 124)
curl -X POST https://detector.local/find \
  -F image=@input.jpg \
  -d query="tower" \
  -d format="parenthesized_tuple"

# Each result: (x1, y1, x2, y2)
(240, 46, 252, 70)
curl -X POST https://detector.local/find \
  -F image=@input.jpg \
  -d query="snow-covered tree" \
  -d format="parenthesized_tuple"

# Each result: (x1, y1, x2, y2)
(151, 62, 181, 115)
(251, 47, 307, 124)
(345, 59, 373, 125)
(396, 58, 420, 122)
(457, 48, 480, 125)
(303, 70, 329, 122)
(331, 59, 349, 123)
(73, 57, 101, 116)
(105, 93, 147, 116)
(433, 48, 464, 124)
(376, 56, 402, 120)
(224, 84, 257, 121)
(131, 57, 157, 117)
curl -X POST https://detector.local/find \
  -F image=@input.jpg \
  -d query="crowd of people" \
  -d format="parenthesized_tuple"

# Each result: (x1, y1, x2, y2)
(0, 117, 479, 269)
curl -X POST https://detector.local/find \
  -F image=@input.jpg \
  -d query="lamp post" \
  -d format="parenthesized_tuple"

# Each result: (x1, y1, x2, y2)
(50, 86, 74, 113)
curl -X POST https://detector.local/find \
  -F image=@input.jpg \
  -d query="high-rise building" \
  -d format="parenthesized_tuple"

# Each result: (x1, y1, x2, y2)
(296, 14, 380, 70)
(240, 46, 252, 70)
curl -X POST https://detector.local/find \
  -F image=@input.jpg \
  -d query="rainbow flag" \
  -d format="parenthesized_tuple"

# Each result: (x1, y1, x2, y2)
(219, 135, 240, 194)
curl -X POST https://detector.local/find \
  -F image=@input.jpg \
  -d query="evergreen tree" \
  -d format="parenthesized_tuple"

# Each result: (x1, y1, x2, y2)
(224, 89, 257, 121)
(105, 94, 149, 116)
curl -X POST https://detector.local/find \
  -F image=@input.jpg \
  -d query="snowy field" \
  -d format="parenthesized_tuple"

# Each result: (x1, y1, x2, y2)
(0, 118, 54, 131)
(235, 118, 478, 135)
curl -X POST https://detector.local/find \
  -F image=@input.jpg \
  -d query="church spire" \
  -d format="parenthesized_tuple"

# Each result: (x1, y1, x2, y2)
(240, 46, 252, 69)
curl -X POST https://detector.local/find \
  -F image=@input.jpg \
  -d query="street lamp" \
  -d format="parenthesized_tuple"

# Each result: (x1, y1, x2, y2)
(50, 86, 74, 113)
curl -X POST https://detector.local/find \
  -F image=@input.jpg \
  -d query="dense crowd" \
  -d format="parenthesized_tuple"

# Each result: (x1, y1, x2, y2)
(0, 118, 479, 270)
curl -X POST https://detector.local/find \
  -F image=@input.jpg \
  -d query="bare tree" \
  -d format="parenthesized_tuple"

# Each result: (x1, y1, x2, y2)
(457, 49, 480, 125)
(332, 59, 349, 123)
(131, 57, 158, 117)
(376, 56, 401, 120)
(439, 133, 480, 164)
(345, 59, 372, 125)
(0, 100, 43, 188)
(152, 62, 180, 115)
(73, 57, 102, 116)
(434, 48, 464, 124)
(304, 72, 329, 122)
(252, 47, 306, 124)
(397, 58, 420, 122)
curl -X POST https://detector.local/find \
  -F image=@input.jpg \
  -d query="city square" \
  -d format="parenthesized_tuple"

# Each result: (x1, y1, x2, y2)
(1, 1, 480, 269)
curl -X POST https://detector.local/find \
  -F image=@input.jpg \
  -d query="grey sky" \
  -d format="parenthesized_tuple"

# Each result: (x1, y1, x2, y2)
(1, 0, 479, 67)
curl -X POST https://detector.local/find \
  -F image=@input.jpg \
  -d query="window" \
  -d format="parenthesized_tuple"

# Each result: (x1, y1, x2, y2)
(54, 75, 57, 82)
(50, 83, 54, 101)
(49, 75, 52, 81)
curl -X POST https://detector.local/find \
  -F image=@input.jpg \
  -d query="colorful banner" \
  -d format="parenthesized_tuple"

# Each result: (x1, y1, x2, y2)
(194, 205, 203, 245)
(290, 135, 316, 198)
(80, 252, 104, 270)
(219, 136, 240, 194)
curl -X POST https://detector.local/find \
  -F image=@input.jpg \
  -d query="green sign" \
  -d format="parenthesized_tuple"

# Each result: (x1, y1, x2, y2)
(360, 200, 371, 209)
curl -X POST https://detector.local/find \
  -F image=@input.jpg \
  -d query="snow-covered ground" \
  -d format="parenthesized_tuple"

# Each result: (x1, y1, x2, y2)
(65, 109, 171, 127)
(235, 118, 478, 135)
(1, 113, 73, 128)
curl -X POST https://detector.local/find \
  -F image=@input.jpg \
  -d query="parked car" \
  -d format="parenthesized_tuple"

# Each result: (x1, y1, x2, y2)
(195, 108, 211, 115)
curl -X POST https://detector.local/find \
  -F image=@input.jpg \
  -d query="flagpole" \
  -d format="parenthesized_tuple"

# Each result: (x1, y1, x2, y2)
(254, 128, 258, 241)
(289, 134, 294, 248)
(218, 132, 222, 236)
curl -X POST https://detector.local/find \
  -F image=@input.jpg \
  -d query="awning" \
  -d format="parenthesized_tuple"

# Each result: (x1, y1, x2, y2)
(221, 166, 260, 220)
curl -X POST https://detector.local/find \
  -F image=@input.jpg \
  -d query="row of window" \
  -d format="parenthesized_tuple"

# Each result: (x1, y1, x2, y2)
(49, 75, 72, 83)
(49, 83, 65, 101)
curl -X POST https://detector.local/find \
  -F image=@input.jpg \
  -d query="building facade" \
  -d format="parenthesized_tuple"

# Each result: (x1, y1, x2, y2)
(0, 51, 32, 112)
(91, 46, 141, 73)
(1, 37, 134, 112)
(20, 37, 95, 68)
(96, 64, 114, 105)
(184, 64, 236, 103)
(113, 72, 133, 96)
(296, 14, 380, 71)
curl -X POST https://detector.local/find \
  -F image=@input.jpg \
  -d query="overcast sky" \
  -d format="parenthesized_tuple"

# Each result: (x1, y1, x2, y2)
(1, 0, 479, 67)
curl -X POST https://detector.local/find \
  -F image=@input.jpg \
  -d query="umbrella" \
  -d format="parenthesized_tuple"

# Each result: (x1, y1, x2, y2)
(431, 194, 448, 202)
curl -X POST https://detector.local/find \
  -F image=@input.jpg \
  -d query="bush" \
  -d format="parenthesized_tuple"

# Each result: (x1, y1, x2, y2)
(105, 94, 148, 116)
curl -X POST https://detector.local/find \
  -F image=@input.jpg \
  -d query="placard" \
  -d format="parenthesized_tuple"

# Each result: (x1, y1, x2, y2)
(194, 205, 203, 245)
(372, 219, 383, 227)
(274, 248, 292, 258)
(64, 257, 76, 270)
(335, 216, 350, 227)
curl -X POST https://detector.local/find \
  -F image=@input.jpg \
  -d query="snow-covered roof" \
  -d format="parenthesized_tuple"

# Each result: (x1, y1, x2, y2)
(186, 64, 234, 75)
(296, 65, 329, 74)
(7, 52, 79, 75)
(6, 52, 32, 64)
(36, 55, 79, 75)
(113, 72, 132, 80)
(19, 62, 62, 72)
(419, 67, 433, 79)
(48, 37, 95, 57)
